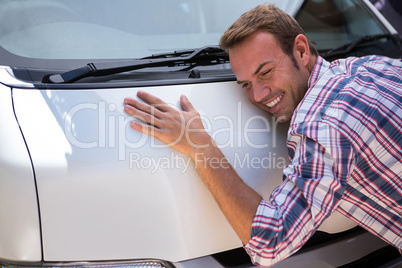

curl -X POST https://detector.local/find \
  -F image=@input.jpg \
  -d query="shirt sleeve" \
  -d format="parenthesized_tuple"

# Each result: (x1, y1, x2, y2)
(244, 122, 355, 267)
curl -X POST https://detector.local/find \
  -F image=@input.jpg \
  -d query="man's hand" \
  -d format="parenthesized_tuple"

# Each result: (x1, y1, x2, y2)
(124, 91, 214, 159)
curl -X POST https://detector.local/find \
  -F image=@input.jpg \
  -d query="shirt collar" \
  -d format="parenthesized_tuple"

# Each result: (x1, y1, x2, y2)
(308, 56, 331, 89)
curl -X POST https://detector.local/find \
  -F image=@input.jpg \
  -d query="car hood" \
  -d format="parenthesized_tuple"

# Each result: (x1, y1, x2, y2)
(13, 81, 292, 262)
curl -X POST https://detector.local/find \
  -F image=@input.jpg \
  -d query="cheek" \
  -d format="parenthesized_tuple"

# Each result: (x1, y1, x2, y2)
(246, 90, 255, 103)
(246, 90, 262, 107)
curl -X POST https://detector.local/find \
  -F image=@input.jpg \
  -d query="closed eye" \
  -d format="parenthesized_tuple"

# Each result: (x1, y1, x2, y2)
(261, 69, 272, 76)
(237, 80, 251, 89)
(241, 82, 251, 89)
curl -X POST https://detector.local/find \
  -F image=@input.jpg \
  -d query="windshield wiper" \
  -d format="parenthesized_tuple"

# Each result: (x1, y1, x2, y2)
(320, 34, 395, 59)
(44, 46, 228, 83)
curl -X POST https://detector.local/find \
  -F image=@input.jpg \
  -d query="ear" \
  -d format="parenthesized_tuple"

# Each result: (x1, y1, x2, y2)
(293, 34, 311, 66)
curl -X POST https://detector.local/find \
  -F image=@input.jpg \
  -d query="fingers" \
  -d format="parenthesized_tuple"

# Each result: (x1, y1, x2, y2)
(136, 91, 173, 112)
(124, 91, 196, 130)
(180, 94, 196, 112)
(124, 96, 163, 118)
(124, 101, 162, 128)
(129, 120, 161, 137)
(124, 91, 184, 131)
(124, 91, 170, 125)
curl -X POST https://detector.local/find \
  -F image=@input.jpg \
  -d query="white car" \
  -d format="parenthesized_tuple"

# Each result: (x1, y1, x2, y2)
(0, 0, 401, 267)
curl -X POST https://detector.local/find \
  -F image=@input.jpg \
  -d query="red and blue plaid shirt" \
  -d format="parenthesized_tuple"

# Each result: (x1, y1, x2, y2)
(244, 56, 402, 266)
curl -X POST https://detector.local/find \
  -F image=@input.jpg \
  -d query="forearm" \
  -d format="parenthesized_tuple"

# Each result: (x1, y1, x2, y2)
(191, 140, 262, 244)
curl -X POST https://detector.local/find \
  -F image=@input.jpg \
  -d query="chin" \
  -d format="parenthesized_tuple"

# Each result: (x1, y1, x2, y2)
(276, 117, 289, 123)
(274, 113, 292, 123)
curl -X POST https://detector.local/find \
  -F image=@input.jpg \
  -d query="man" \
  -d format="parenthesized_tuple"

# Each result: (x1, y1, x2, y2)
(124, 4, 402, 267)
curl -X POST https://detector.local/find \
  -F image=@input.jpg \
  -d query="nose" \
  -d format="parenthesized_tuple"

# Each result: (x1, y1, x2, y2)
(253, 83, 271, 103)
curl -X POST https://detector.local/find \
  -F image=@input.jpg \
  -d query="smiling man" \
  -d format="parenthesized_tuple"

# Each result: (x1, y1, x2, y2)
(124, 4, 402, 267)
(229, 31, 314, 123)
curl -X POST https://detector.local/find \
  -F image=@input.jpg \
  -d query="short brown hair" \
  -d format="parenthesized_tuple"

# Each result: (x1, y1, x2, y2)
(220, 4, 317, 66)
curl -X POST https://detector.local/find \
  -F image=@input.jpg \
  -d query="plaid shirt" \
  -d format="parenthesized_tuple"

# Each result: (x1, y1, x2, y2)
(244, 56, 402, 266)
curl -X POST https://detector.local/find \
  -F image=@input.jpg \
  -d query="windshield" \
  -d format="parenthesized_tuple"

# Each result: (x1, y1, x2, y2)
(296, 0, 386, 52)
(0, 0, 302, 60)
(0, 0, 389, 61)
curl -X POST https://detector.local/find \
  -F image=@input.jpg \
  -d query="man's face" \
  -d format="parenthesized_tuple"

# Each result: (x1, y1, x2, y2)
(229, 31, 311, 123)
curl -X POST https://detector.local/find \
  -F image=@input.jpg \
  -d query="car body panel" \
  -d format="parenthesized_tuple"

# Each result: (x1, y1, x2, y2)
(0, 85, 41, 262)
(12, 81, 291, 261)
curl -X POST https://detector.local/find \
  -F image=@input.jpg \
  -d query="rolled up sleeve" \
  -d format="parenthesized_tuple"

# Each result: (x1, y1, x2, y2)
(243, 122, 354, 267)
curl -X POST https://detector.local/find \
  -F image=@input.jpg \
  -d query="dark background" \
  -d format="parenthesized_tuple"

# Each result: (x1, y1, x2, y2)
(370, 0, 402, 36)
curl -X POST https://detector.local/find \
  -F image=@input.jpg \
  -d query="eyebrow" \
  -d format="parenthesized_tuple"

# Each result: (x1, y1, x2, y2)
(254, 61, 273, 75)
(236, 60, 273, 85)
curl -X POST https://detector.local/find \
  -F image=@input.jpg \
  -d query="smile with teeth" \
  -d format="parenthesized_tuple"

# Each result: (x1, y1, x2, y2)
(265, 93, 283, 108)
